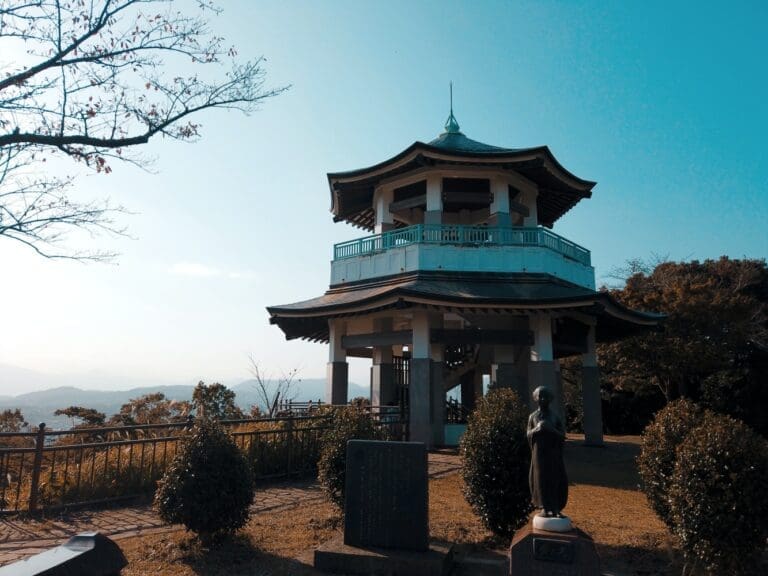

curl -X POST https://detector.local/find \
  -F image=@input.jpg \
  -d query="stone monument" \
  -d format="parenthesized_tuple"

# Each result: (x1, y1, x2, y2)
(314, 440, 450, 575)
(509, 386, 601, 575)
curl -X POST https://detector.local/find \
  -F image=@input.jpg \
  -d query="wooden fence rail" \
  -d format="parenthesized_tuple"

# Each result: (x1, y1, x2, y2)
(0, 407, 406, 516)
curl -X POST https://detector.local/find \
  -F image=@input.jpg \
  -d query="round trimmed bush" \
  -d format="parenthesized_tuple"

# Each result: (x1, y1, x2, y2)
(317, 406, 382, 510)
(669, 412, 768, 575)
(154, 419, 254, 542)
(637, 398, 703, 528)
(460, 388, 532, 539)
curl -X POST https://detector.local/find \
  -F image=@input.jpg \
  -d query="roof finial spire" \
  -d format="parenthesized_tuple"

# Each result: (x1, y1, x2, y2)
(444, 81, 461, 134)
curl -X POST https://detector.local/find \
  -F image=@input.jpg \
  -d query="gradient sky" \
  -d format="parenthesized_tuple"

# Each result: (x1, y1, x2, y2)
(1, 0, 766, 394)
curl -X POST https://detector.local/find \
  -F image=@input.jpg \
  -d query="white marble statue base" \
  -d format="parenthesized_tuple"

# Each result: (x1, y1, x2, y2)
(532, 514, 573, 533)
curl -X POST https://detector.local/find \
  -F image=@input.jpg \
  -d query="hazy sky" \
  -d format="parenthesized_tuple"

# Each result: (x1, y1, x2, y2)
(1, 0, 766, 394)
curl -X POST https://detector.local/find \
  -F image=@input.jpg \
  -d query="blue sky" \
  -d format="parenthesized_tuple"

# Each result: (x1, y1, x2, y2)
(1, 0, 766, 394)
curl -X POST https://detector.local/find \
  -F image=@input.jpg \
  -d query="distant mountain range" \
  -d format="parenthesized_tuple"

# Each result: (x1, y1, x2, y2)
(0, 364, 368, 430)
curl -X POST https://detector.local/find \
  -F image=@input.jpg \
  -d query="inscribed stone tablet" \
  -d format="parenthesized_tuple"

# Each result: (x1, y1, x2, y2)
(343, 440, 428, 551)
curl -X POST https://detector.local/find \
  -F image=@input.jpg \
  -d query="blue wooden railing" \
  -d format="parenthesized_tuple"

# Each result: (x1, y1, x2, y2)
(333, 224, 591, 266)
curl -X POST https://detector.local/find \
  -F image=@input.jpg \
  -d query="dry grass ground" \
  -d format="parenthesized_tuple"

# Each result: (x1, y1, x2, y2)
(119, 435, 677, 576)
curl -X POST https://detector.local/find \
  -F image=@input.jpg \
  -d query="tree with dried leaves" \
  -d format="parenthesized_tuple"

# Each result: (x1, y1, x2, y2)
(192, 380, 243, 420)
(54, 405, 106, 427)
(600, 257, 768, 404)
(0, 0, 287, 260)
(247, 356, 299, 417)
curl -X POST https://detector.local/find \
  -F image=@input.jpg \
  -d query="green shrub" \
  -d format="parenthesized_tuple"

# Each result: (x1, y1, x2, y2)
(669, 412, 768, 575)
(154, 419, 254, 542)
(460, 388, 532, 539)
(317, 406, 382, 510)
(637, 398, 703, 528)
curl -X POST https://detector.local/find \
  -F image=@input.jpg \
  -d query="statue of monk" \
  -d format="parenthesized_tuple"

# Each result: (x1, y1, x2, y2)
(527, 385, 568, 517)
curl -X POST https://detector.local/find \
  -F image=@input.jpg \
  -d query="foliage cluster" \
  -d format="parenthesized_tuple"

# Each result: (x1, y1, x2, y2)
(155, 419, 254, 542)
(638, 400, 768, 575)
(637, 399, 703, 526)
(601, 258, 767, 414)
(669, 412, 768, 575)
(317, 406, 383, 510)
(460, 388, 532, 540)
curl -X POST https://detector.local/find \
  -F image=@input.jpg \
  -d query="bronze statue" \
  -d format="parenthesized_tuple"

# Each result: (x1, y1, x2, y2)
(527, 385, 568, 517)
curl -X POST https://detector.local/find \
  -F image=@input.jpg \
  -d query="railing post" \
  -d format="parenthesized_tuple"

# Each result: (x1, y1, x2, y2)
(28, 422, 46, 514)
(286, 417, 294, 475)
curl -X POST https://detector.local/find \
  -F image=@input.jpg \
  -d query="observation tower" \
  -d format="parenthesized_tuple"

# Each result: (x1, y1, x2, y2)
(268, 105, 662, 448)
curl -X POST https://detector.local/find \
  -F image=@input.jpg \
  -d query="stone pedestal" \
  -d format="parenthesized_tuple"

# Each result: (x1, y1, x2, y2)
(508, 524, 600, 575)
(314, 440, 445, 576)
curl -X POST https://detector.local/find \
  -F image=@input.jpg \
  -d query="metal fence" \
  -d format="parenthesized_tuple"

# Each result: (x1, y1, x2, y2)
(0, 407, 406, 516)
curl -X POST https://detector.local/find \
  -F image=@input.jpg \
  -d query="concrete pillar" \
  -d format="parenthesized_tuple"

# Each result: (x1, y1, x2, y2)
(430, 342, 445, 446)
(371, 356, 397, 406)
(326, 319, 348, 405)
(582, 325, 604, 446)
(490, 176, 512, 227)
(374, 186, 395, 234)
(424, 175, 442, 226)
(410, 311, 432, 446)
(529, 315, 557, 412)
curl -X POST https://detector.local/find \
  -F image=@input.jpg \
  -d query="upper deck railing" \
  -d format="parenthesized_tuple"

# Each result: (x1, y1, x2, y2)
(333, 224, 591, 266)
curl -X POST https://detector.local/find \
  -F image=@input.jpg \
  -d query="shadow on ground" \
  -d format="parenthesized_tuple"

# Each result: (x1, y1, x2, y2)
(565, 435, 641, 490)
(142, 533, 322, 576)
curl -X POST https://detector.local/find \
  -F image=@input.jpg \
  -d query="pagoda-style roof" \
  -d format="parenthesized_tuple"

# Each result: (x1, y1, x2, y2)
(267, 271, 663, 344)
(328, 130, 597, 230)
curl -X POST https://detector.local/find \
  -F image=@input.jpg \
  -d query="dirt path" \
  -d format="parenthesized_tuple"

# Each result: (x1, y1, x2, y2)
(0, 449, 460, 566)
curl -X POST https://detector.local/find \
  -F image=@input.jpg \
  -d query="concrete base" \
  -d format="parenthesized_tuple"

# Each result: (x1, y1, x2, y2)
(528, 361, 557, 411)
(410, 358, 432, 446)
(532, 514, 572, 533)
(371, 363, 396, 406)
(314, 535, 451, 576)
(326, 362, 349, 405)
(509, 524, 601, 576)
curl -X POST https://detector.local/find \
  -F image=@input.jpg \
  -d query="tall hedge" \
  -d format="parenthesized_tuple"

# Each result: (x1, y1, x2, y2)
(154, 419, 254, 542)
(669, 412, 768, 575)
(317, 406, 382, 510)
(460, 388, 532, 539)
(636, 398, 703, 528)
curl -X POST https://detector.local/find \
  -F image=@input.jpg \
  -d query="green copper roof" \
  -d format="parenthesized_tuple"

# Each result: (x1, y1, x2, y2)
(428, 131, 517, 153)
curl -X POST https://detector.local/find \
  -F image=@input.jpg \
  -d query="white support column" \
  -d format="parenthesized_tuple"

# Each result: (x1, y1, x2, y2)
(582, 325, 604, 446)
(374, 186, 394, 234)
(326, 319, 348, 405)
(528, 314, 558, 414)
(490, 176, 512, 227)
(522, 188, 539, 227)
(425, 175, 442, 225)
(530, 315, 553, 362)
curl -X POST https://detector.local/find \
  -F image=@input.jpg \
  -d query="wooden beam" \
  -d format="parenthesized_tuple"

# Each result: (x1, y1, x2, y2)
(508, 199, 530, 217)
(442, 191, 492, 205)
(346, 347, 374, 359)
(431, 329, 534, 346)
(341, 330, 412, 348)
(389, 194, 426, 212)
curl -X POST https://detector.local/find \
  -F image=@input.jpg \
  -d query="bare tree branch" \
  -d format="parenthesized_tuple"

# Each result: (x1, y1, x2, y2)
(247, 355, 300, 418)
(1, 0, 288, 260)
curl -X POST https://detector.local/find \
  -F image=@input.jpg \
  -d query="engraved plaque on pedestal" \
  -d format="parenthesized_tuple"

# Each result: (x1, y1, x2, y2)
(343, 440, 428, 551)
